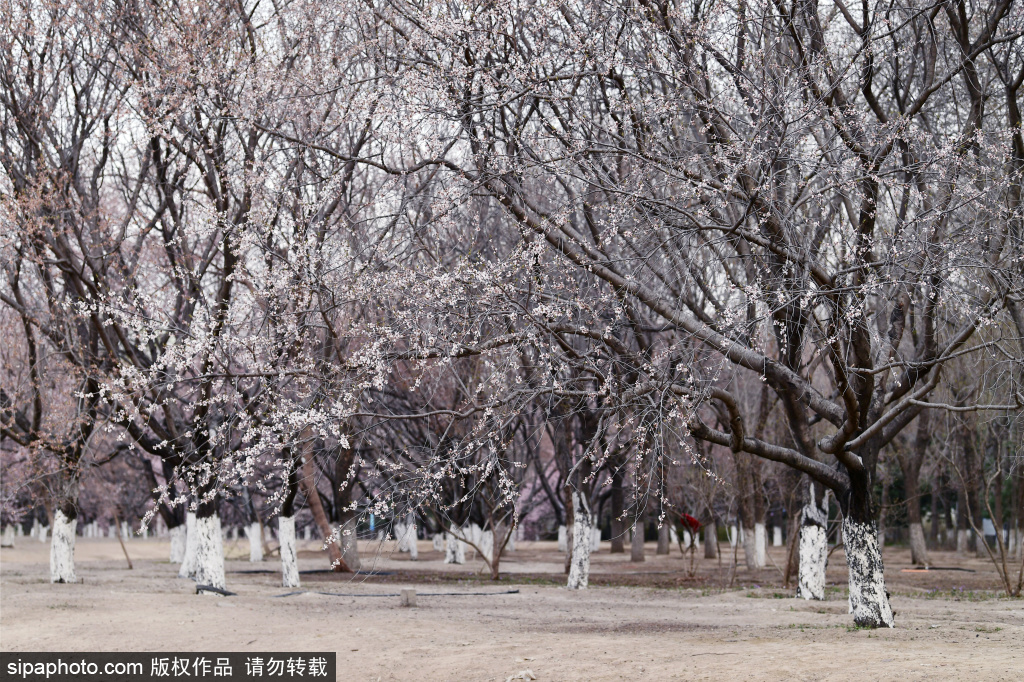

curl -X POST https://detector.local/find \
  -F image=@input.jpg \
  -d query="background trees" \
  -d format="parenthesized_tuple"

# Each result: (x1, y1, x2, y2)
(1, 0, 1021, 625)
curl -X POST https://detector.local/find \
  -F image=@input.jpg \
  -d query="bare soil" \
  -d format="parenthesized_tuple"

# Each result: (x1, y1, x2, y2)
(2, 537, 1021, 680)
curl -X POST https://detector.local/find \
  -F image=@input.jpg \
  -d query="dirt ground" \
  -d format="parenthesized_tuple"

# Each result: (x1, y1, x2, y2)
(1, 537, 1022, 681)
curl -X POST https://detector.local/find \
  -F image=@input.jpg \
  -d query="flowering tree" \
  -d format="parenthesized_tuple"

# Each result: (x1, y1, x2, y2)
(3, 0, 1022, 630)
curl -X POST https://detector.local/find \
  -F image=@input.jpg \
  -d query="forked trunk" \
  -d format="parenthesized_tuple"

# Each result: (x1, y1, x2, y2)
(567, 490, 592, 589)
(50, 509, 77, 584)
(843, 517, 894, 628)
(279, 515, 300, 588)
(169, 523, 187, 564)
(178, 511, 198, 579)
(192, 513, 226, 591)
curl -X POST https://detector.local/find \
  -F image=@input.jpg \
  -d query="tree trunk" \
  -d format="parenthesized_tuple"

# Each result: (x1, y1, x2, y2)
(704, 518, 718, 560)
(169, 524, 187, 564)
(754, 522, 767, 568)
(279, 464, 300, 587)
(956, 479, 970, 554)
(333, 440, 361, 571)
(563, 483, 574, 573)
(610, 465, 625, 553)
(631, 492, 646, 562)
(567, 490, 592, 589)
(797, 483, 828, 601)
(339, 515, 361, 570)
(656, 523, 670, 555)
(735, 453, 761, 569)
(406, 512, 418, 561)
(299, 448, 348, 572)
(630, 519, 645, 561)
(843, 516, 895, 628)
(192, 496, 226, 592)
(928, 472, 941, 549)
(50, 507, 77, 584)
(279, 515, 300, 588)
(178, 511, 198, 579)
(245, 522, 264, 562)
(902, 461, 927, 566)
(444, 524, 466, 563)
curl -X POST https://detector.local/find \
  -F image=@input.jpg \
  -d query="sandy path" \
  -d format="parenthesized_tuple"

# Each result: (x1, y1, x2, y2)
(2, 540, 1021, 681)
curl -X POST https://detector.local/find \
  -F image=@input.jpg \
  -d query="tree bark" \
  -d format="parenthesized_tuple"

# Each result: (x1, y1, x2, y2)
(656, 523, 670, 555)
(178, 511, 198, 579)
(299, 450, 348, 572)
(279, 515, 300, 588)
(50, 508, 77, 584)
(843, 516, 895, 628)
(191, 495, 226, 592)
(610, 464, 625, 553)
(280, 464, 300, 587)
(842, 467, 895, 628)
(567, 490, 592, 589)
(797, 483, 828, 601)
(898, 412, 930, 565)
(703, 519, 718, 560)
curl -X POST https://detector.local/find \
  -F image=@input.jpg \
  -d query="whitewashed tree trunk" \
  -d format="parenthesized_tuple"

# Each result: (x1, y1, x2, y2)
(772, 526, 783, 546)
(178, 512, 198, 579)
(590, 527, 601, 552)
(754, 522, 768, 568)
(630, 520, 645, 562)
(728, 524, 738, 547)
(169, 524, 187, 563)
(480, 529, 494, 563)
(245, 522, 263, 562)
(741, 522, 757, 568)
(401, 524, 413, 557)
(956, 528, 969, 554)
(843, 517, 895, 628)
(1, 525, 15, 547)
(39, 525, 49, 543)
(909, 522, 929, 566)
(797, 498, 828, 601)
(444, 525, 465, 564)
(432, 533, 444, 551)
(49, 510, 76, 584)
(566, 491, 592, 589)
(557, 525, 567, 552)
(341, 517, 361, 571)
(192, 514, 226, 591)
(279, 515, 300, 588)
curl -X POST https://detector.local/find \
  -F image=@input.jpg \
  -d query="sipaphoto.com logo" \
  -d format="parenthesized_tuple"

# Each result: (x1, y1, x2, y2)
(0, 651, 336, 681)
(5, 657, 142, 680)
